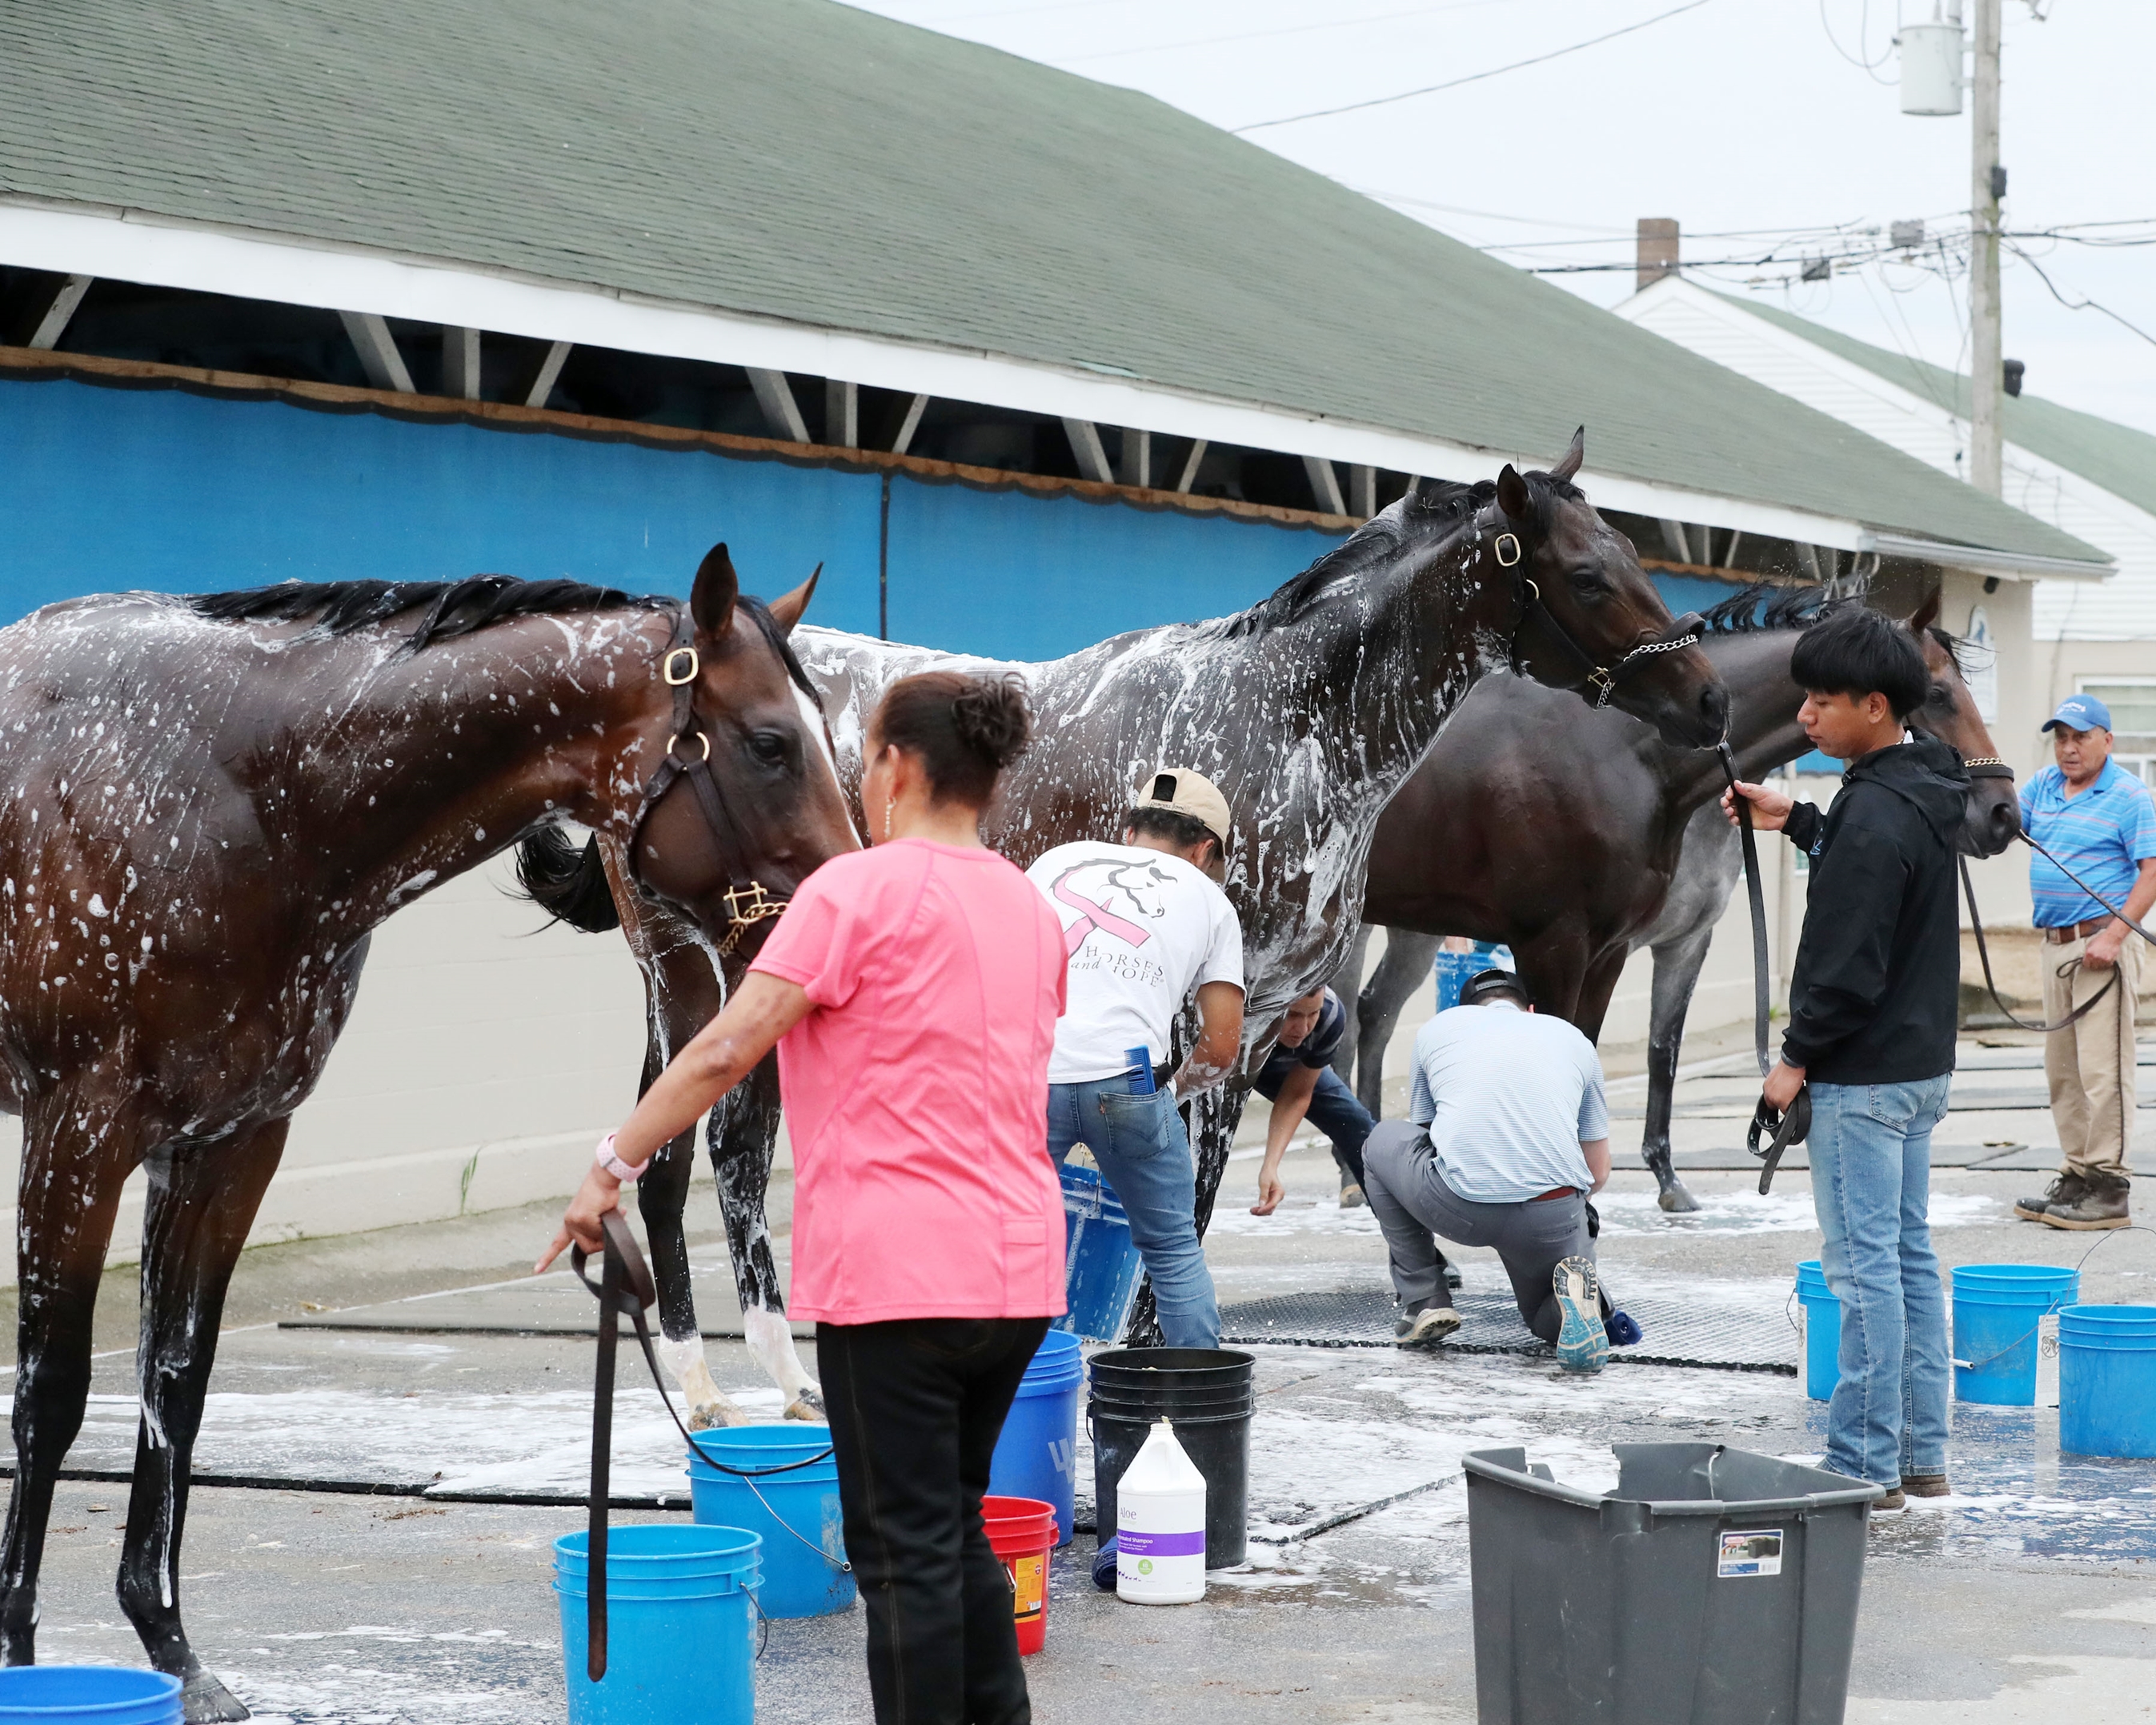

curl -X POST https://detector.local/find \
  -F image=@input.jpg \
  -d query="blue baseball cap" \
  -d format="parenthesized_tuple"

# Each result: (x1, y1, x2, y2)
(2043, 694, 2112, 733)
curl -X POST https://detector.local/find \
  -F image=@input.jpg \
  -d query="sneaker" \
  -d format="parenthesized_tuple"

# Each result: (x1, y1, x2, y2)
(2040, 1171, 2130, 1230)
(2016, 1170, 2086, 1222)
(1397, 1305, 1462, 1350)
(1605, 1310, 1643, 1348)
(1443, 1259, 1465, 1291)
(1338, 1181, 1367, 1210)
(1091, 1537, 1118, 1590)
(1900, 1473, 1951, 1498)
(1552, 1258, 1607, 1374)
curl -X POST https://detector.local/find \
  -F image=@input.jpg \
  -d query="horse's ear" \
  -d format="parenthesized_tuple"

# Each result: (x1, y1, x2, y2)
(1496, 463, 1533, 524)
(767, 564, 821, 635)
(1907, 585, 1942, 637)
(691, 543, 739, 633)
(1549, 426, 1585, 483)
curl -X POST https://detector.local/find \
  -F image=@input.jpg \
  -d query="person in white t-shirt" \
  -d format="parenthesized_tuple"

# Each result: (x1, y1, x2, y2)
(1028, 768, 1244, 1348)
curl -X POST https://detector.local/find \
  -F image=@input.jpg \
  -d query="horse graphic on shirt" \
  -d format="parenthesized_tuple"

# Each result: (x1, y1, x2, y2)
(1049, 858, 1172, 959)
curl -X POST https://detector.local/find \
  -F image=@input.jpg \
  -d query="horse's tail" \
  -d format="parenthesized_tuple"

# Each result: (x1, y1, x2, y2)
(515, 828, 622, 933)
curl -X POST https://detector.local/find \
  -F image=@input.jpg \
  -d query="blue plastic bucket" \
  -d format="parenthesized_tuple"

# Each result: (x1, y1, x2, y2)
(1056, 1162, 1144, 1344)
(1953, 1265, 2079, 1406)
(0, 1670, 182, 1723)
(2060, 1305, 2156, 1458)
(989, 1328, 1084, 1546)
(1795, 1261, 1840, 1402)
(554, 1524, 759, 1725)
(687, 1426, 853, 1619)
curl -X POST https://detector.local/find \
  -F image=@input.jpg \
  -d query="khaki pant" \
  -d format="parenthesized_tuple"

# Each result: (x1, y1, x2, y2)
(2042, 929, 2142, 1177)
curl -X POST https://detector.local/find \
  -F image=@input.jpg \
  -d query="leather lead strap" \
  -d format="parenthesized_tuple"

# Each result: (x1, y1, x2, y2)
(1960, 856, 2118, 1033)
(1717, 744, 1772, 1081)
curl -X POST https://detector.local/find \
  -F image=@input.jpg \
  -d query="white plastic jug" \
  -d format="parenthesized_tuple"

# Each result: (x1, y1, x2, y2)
(1116, 1418, 1206, 1604)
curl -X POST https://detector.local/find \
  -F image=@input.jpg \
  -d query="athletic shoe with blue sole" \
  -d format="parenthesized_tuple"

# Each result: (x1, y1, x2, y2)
(1553, 1256, 1607, 1374)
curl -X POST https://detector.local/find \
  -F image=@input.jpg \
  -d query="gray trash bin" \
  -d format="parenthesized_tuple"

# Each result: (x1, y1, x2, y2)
(1465, 1442, 1883, 1725)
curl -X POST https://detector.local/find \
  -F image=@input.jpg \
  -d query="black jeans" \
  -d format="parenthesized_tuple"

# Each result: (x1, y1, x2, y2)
(819, 1316, 1050, 1725)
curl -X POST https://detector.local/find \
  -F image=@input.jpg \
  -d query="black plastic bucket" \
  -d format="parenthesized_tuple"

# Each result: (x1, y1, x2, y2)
(1088, 1346, 1254, 1568)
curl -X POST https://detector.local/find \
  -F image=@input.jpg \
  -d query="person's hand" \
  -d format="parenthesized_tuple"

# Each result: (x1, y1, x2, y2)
(2085, 925, 2125, 971)
(535, 1164, 622, 1274)
(1721, 780, 1793, 832)
(1251, 1167, 1285, 1216)
(1762, 1059, 1805, 1113)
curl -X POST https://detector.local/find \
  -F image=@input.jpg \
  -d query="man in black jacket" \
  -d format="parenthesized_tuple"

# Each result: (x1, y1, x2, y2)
(1726, 606, 1970, 1512)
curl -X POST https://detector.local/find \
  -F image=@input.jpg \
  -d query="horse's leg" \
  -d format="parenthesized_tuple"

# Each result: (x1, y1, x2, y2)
(1355, 929, 1440, 1118)
(1641, 929, 1712, 1214)
(118, 1122, 287, 1723)
(639, 1121, 746, 1430)
(1323, 925, 1372, 1088)
(0, 1096, 137, 1667)
(708, 1056, 820, 1420)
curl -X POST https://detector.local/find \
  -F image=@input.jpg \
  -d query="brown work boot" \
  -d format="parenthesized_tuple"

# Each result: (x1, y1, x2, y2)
(1872, 1487, 1907, 1513)
(2040, 1171, 2131, 1230)
(2016, 1170, 2086, 1222)
(1900, 1473, 1951, 1498)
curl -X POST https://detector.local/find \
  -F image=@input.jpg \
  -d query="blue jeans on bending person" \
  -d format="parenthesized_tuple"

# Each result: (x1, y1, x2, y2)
(1046, 1080, 1220, 1350)
(1808, 1074, 1953, 1486)
(1253, 1065, 1374, 1188)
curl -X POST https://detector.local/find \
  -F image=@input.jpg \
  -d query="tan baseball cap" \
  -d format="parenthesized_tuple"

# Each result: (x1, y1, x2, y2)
(1132, 766, 1232, 848)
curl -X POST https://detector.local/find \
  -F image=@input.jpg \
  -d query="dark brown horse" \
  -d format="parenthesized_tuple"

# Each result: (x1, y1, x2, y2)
(0, 549, 855, 1719)
(1337, 584, 2016, 1210)
(522, 435, 1731, 1413)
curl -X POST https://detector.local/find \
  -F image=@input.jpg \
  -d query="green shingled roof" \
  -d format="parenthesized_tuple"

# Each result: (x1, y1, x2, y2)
(0, 0, 2107, 567)
(1718, 293, 2156, 521)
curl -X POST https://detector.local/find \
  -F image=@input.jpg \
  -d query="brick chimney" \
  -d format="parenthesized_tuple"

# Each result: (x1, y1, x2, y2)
(1637, 218, 1679, 292)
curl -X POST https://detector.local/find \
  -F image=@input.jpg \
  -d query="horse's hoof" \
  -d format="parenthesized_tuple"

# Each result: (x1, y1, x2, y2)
(182, 1671, 250, 1723)
(783, 1387, 828, 1423)
(687, 1399, 750, 1432)
(1657, 1179, 1701, 1214)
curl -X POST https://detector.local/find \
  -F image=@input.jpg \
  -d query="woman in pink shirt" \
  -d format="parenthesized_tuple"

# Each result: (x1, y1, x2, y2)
(543, 671, 1065, 1725)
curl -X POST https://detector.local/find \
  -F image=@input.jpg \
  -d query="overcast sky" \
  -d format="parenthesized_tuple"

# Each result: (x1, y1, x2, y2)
(848, 0, 2156, 438)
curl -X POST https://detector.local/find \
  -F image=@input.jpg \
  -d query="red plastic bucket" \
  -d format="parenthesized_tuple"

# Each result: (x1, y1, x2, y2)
(981, 1494, 1057, 1656)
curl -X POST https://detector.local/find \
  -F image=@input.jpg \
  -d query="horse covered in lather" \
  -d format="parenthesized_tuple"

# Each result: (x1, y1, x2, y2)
(1334, 582, 2018, 1210)
(520, 432, 1729, 1422)
(0, 548, 855, 1720)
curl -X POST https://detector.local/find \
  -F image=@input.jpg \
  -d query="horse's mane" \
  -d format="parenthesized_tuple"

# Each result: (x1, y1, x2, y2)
(1204, 469, 1581, 642)
(1696, 580, 1861, 636)
(188, 576, 669, 652)
(185, 576, 820, 700)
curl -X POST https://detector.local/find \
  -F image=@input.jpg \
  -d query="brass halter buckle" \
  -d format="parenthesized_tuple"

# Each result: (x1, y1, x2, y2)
(1494, 532, 1523, 567)
(663, 647, 701, 687)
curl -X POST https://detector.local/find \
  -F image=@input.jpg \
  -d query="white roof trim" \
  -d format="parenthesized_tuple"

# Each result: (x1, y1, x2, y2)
(0, 196, 1910, 552)
(1855, 531, 2110, 580)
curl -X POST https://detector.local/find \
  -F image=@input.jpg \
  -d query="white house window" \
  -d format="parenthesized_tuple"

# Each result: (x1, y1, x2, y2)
(2076, 679, 2156, 787)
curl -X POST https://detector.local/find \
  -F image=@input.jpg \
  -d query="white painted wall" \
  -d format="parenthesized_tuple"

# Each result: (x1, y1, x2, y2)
(0, 856, 651, 1279)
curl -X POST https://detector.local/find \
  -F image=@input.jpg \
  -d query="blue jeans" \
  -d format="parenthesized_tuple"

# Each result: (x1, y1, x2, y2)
(1809, 1075, 1954, 1486)
(1254, 1065, 1375, 1186)
(1046, 1080, 1219, 1350)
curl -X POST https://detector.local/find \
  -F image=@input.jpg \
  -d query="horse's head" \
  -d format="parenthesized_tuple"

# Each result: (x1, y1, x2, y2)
(1492, 429, 1727, 749)
(1904, 588, 2018, 857)
(628, 544, 861, 955)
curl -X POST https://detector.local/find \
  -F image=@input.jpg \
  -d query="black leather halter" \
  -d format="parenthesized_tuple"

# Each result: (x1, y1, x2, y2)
(1492, 524, 1705, 707)
(623, 607, 791, 956)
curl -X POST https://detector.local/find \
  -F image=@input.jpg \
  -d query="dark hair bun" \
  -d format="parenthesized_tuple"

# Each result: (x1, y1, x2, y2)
(950, 674, 1032, 770)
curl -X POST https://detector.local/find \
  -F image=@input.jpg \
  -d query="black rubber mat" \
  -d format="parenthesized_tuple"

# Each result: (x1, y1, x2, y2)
(1219, 1286, 1797, 1374)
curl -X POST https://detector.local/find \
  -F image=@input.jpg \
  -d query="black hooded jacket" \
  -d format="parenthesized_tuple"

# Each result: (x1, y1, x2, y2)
(1781, 736, 1970, 1085)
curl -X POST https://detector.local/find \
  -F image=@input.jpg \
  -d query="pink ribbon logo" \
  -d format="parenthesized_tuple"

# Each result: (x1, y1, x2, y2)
(1052, 873, 1152, 957)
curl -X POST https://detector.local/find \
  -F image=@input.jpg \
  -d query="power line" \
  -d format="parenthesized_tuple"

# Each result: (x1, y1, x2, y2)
(1232, 0, 1719, 132)
(2006, 243, 2156, 351)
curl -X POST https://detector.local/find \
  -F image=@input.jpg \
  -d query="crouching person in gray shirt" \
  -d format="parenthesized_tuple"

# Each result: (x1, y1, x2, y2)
(1363, 968, 1619, 1374)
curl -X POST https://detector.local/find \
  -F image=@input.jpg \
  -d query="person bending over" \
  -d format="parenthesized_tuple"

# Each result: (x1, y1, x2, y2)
(542, 671, 1064, 1725)
(1725, 604, 1970, 1511)
(1028, 768, 1244, 1350)
(1361, 969, 1615, 1374)
(1250, 986, 1379, 1214)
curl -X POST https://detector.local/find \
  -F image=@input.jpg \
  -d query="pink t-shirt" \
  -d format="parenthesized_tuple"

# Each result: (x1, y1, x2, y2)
(748, 839, 1068, 1326)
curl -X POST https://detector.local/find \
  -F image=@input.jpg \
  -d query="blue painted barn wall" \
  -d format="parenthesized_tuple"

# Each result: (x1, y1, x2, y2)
(0, 375, 1343, 660)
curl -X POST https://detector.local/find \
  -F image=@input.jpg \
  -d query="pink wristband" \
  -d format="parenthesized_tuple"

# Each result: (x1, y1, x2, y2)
(595, 1133, 647, 1184)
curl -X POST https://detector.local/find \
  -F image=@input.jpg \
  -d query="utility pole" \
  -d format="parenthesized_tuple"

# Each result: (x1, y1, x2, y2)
(1969, 0, 2003, 495)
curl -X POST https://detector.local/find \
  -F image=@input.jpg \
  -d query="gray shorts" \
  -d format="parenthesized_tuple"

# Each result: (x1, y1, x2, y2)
(1362, 1120, 1593, 1345)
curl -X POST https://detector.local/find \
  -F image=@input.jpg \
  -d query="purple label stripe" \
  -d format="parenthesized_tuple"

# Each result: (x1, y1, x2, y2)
(1119, 1528, 1206, 1557)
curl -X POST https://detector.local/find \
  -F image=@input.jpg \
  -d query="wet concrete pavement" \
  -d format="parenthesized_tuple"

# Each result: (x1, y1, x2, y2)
(2, 1034, 2153, 1721)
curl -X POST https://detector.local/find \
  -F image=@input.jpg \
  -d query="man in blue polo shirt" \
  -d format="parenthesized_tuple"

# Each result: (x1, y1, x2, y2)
(2015, 695, 2156, 1230)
